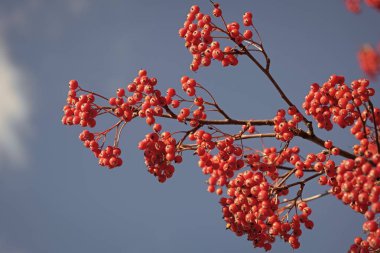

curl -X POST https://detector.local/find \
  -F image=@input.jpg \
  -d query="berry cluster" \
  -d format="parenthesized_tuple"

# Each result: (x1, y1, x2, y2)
(62, 80, 97, 127)
(220, 170, 314, 251)
(273, 107, 303, 142)
(334, 157, 380, 252)
(79, 130, 123, 169)
(301, 77, 380, 251)
(179, 4, 256, 70)
(334, 157, 380, 210)
(138, 132, 180, 183)
(345, 0, 380, 12)
(193, 133, 244, 195)
(168, 75, 208, 124)
(346, 0, 361, 13)
(111, 69, 167, 126)
(303, 75, 375, 130)
(358, 44, 380, 79)
(246, 146, 301, 180)
(365, 0, 380, 10)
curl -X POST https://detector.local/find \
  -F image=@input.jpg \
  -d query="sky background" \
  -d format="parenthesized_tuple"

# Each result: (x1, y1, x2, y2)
(0, 0, 379, 253)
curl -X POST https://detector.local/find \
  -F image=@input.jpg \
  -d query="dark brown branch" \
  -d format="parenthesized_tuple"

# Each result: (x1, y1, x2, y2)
(159, 113, 274, 126)
(277, 165, 315, 173)
(178, 132, 276, 152)
(368, 100, 380, 152)
(297, 129, 356, 160)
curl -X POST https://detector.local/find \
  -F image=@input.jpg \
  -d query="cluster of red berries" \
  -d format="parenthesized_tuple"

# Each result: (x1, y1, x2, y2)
(166, 76, 208, 125)
(314, 116, 380, 252)
(246, 143, 339, 183)
(222, 11, 255, 44)
(334, 157, 380, 252)
(333, 157, 379, 211)
(179, 4, 255, 70)
(247, 146, 301, 180)
(303, 78, 380, 252)
(345, 0, 380, 13)
(220, 170, 314, 251)
(62, 80, 123, 169)
(110, 69, 167, 126)
(303, 76, 375, 130)
(79, 130, 123, 169)
(138, 132, 181, 183)
(62, 70, 233, 174)
(273, 107, 303, 142)
(179, 75, 197, 98)
(193, 133, 244, 195)
(62, 80, 124, 169)
(365, 0, 380, 10)
(358, 44, 380, 79)
(350, 228, 380, 253)
(244, 147, 284, 182)
(345, 0, 362, 13)
(62, 80, 98, 127)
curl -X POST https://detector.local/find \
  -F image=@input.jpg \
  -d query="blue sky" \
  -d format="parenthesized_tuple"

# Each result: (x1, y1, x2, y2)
(0, 1, 379, 252)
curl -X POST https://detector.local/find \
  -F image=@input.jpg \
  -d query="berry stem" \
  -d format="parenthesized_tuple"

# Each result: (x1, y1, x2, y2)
(197, 84, 232, 120)
(79, 87, 109, 101)
(114, 121, 127, 147)
(177, 125, 202, 150)
(297, 129, 356, 160)
(276, 171, 324, 192)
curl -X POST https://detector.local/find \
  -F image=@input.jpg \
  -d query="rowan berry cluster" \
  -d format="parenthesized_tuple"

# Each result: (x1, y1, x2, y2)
(335, 157, 380, 252)
(171, 75, 208, 125)
(96, 145, 123, 168)
(303, 75, 375, 130)
(62, 80, 97, 127)
(273, 107, 303, 142)
(358, 44, 380, 79)
(194, 134, 244, 195)
(78, 130, 123, 169)
(179, 4, 257, 70)
(346, 0, 362, 13)
(345, 0, 380, 13)
(366, 0, 380, 10)
(113, 69, 166, 126)
(220, 170, 314, 251)
(138, 132, 179, 183)
(302, 75, 380, 251)
(247, 146, 304, 180)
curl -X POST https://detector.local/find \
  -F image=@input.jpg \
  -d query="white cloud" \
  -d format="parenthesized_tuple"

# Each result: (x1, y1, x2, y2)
(0, 0, 90, 169)
(0, 34, 30, 168)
